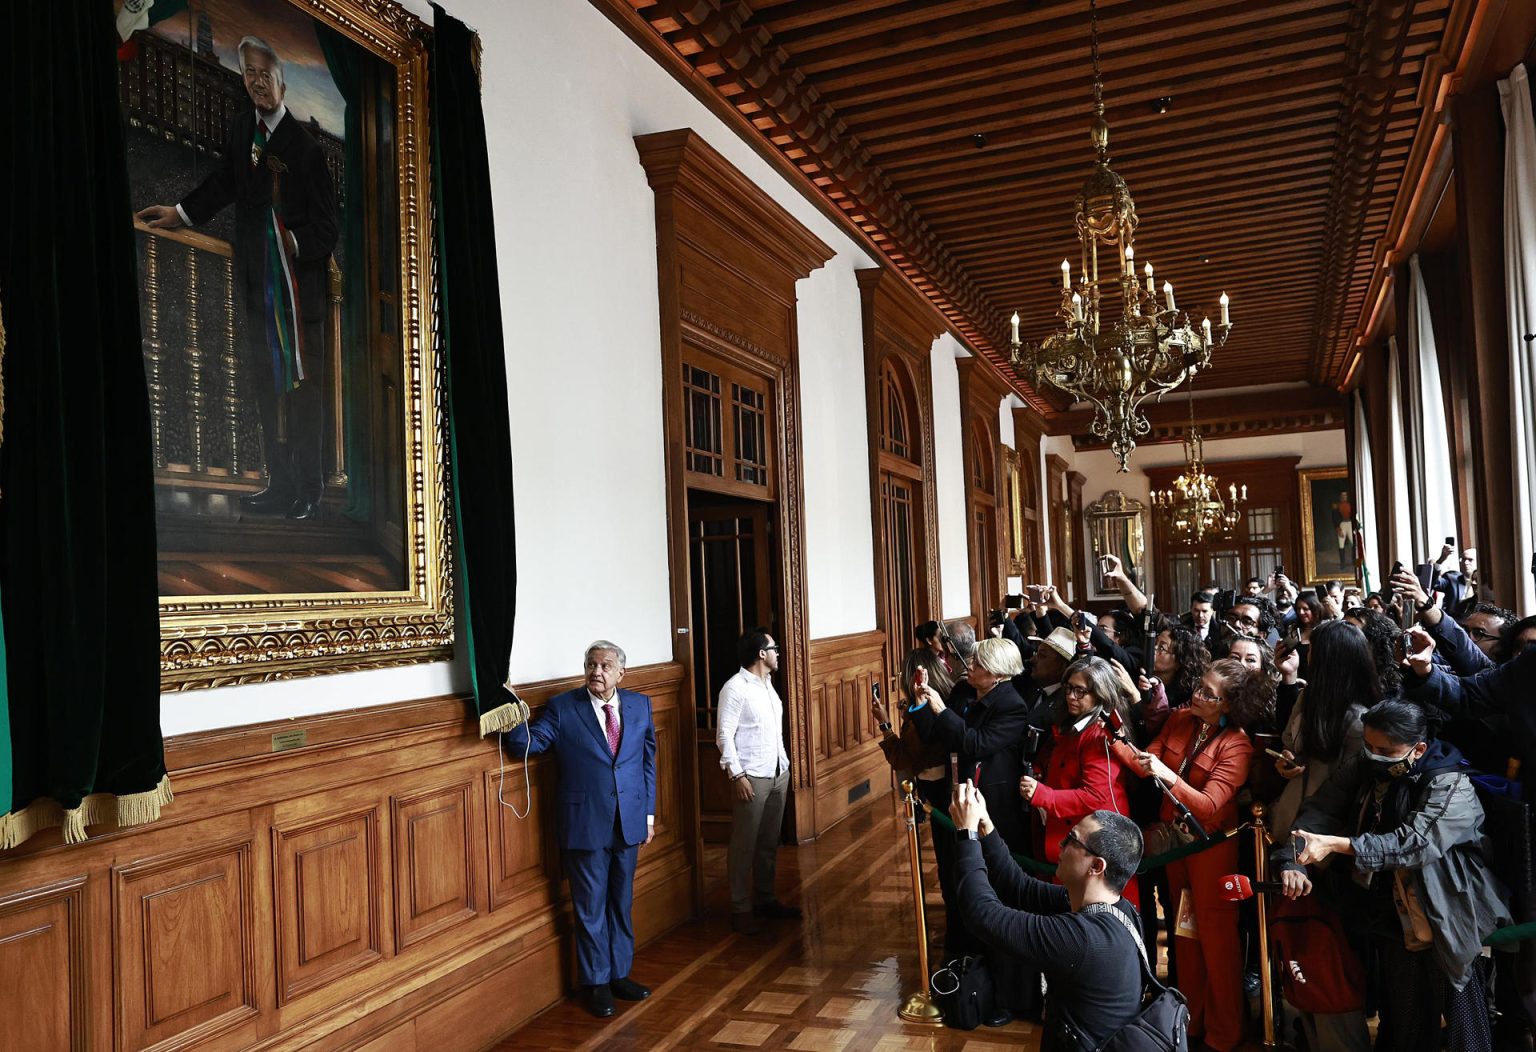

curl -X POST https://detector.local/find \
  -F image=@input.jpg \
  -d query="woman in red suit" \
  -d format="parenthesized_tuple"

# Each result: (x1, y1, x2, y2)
(1118, 657, 1270, 1052)
(1020, 656, 1141, 906)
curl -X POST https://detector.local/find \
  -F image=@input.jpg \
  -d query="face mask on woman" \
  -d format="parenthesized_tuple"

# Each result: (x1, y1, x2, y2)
(1362, 744, 1423, 779)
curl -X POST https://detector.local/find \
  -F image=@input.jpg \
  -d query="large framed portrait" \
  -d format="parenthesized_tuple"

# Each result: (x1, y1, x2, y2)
(117, 0, 452, 687)
(1297, 466, 1359, 585)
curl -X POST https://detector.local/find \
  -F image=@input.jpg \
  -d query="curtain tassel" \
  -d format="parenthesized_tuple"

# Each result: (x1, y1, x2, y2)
(478, 698, 530, 738)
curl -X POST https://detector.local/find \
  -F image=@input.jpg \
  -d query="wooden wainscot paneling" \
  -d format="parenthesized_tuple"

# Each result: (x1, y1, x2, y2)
(272, 808, 382, 1004)
(0, 877, 87, 1052)
(485, 755, 556, 917)
(113, 838, 259, 1052)
(805, 630, 889, 838)
(0, 661, 694, 1052)
(391, 783, 476, 952)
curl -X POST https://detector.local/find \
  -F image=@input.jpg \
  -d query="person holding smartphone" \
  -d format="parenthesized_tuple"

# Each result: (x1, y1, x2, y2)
(1267, 620, 1378, 842)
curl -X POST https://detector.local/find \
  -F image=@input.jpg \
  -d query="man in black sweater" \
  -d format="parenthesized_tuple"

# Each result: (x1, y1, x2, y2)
(950, 783, 1146, 1050)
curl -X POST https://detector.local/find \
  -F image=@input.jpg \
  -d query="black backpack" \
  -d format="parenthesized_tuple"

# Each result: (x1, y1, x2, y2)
(1060, 904, 1190, 1052)
(930, 954, 995, 1031)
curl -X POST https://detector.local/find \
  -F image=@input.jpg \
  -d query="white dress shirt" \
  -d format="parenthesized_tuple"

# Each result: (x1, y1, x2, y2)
(588, 689, 620, 737)
(716, 667, 790, 779)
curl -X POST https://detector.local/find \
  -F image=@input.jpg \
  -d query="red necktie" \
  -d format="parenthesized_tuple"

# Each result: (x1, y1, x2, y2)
(603, 703, 619, 757)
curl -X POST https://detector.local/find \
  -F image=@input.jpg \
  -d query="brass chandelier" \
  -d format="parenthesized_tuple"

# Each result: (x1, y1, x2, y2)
(1151, 391, 1246, 545)
(1009, 0, 1231, 471)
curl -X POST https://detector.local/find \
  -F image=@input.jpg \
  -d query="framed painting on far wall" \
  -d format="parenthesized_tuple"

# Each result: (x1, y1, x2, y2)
(1297, 466, 1359, 585)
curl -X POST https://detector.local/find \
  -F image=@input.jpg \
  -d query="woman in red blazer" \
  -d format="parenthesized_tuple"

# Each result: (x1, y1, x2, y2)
(1117, 657, 1271, 1052)
(1020, 656, 1140, 906)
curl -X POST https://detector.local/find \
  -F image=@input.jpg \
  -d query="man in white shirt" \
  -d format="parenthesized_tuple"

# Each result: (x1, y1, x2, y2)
(717, 628, 799, 935)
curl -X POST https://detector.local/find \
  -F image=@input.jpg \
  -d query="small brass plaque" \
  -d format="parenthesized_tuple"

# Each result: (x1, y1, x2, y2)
(271, 728, 308, 753)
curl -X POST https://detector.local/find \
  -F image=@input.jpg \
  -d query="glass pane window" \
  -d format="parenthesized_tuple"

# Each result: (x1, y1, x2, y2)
(732, 382, 769, 486)
(1171, 555, 1200, 608)
(1209, 551, 1241, 592)
(1247, 506, 1278, 541)
(683, 364, 723, 477)
(1249, 547, 1283, 582)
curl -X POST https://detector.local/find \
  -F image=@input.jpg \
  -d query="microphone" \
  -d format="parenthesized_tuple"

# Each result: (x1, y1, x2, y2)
(1097, 709, 1210, 842)
(1216, 873, 1285, 901)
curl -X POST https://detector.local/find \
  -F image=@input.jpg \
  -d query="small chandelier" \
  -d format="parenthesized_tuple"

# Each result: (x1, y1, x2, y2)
(1009, 0, 1231, 471)
(1152, 391, 1246, 545)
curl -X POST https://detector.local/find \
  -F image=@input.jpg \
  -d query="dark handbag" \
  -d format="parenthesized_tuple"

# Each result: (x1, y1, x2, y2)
(1061, 904, 1190, 1052)
(930, 955, 995, 1031)
(1268, 893, 1365, 1013)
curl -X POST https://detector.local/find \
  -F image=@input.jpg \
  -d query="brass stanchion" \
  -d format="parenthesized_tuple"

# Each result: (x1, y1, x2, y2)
(1252, 802, 1277, 1048)
(898, 779, 944, 1025)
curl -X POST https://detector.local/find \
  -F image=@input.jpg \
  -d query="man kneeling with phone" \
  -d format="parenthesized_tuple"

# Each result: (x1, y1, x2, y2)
(951, 783, 1179, 1050)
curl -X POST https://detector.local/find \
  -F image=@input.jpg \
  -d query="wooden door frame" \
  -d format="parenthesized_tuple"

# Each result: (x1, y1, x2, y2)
(638, 129, 833, 893)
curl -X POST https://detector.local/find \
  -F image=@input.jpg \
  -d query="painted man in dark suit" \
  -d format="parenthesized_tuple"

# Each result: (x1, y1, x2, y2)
(138, 35, 338, 520)
(506, 640, 656, 1018)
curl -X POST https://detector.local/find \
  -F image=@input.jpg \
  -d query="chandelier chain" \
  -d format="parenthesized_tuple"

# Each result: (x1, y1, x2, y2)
(1089, 0, 1104, 122)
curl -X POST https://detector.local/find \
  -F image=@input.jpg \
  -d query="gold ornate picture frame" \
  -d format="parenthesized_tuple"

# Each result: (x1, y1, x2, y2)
(1297, 466, 1358, 586)
(1002, 446, 1026, 576)
(121, 0, 452, 689)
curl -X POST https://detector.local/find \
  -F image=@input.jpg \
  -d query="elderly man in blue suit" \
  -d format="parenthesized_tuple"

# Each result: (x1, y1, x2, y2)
(507, 639, 656, 1018)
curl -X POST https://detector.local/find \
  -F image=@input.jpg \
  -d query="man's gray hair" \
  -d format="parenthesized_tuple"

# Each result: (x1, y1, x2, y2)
(943, 620, 977, 659)
(584, 640, 627, 669)
(237, 35, 285, 88)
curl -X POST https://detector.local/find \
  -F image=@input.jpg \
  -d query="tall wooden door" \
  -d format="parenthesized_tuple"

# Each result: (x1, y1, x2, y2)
(880, 470, 921, 705)
(688, 500, 774, 844)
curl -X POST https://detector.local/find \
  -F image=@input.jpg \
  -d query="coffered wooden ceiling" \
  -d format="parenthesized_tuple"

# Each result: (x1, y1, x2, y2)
(602, 0, 1484, 409)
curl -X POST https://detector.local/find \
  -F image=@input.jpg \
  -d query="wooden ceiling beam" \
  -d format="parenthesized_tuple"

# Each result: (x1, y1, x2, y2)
(876, 80, 1351, 178)
(1305, 0, 1420, 384)
(912, 140, 1340, 222)
(852, 31, 1353, 154)
(890, 105, 1344, 197)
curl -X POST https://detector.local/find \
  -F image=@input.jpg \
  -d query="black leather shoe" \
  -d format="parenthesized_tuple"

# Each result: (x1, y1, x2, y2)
(285, 498, 320, 521)
(753, 900, 802, 919)
(610, 976, 650, 1001)
(586, 984, 615, 1018)
(984, 1008, 1013, 1028)
(240, 486, 292, 512)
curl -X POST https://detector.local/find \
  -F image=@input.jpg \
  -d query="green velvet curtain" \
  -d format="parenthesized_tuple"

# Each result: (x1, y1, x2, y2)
(430, 7, 522, 735)
(0, 1, 169, 848)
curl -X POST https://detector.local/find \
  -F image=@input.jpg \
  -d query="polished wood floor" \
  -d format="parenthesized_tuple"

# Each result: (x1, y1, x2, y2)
(496, 794, 1043, 1051)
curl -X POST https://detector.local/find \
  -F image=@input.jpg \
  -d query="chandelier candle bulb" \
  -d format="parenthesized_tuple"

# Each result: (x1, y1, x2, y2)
(1202, 318, 1212, 344)
(1241, 484, 1248, 501)
(1011, 312, 1021, 344)
(1062, 259, 1072, 289)
(1072, 292, 1084, 321)
(1220, 291, 1230, 327)
(1125, 245, 1134, 276)
(1145, 261, 1154, 294)
(1163, 281, 1175, 312)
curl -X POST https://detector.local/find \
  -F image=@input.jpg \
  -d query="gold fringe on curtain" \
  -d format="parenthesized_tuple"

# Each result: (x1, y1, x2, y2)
(0, 774, 173, 850)
(478, 696, 530, 738)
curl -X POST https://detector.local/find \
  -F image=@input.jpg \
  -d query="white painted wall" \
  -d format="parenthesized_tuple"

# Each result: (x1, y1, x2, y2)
(930, 336, 972, 619)
(799, 261, 878, 638)
(163, 0, 879, 735)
